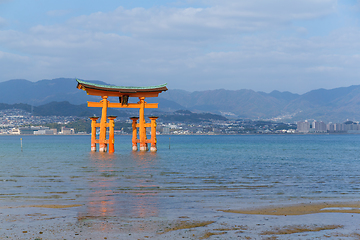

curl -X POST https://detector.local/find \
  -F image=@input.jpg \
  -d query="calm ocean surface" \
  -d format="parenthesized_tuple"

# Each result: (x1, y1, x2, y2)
(1, 134, 360, 219)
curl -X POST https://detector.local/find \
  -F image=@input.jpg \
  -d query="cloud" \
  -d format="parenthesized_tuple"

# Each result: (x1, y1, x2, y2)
(68, 0, 336, 40)
(296, 27, 308, 34)
(46, 9, 72, 17)
(0, 17, 6, 27)
(0, 50, 32, 80)
(0, 0, 359, 93)
(306, 66, 343, 72)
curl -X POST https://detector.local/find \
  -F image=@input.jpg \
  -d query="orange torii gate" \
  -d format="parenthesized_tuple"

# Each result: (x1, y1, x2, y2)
(76, 79, 167, 153)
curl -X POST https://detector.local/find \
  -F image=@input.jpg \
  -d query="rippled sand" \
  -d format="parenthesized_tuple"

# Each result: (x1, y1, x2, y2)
(1, 201, 360, 239)
(221, 201, 360, 215)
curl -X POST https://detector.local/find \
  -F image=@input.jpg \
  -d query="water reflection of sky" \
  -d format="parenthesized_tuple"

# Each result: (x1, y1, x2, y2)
(78, 151, 160, 220)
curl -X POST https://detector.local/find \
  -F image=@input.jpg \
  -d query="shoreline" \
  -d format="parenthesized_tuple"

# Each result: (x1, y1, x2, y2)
(1, 200, 360, 239)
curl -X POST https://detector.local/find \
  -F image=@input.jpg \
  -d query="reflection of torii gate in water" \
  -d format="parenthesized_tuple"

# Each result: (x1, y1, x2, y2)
(76, 79, 167, 153)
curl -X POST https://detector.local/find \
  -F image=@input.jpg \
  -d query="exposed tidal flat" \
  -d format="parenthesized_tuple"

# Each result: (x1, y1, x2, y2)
(0, 135, 360, 239)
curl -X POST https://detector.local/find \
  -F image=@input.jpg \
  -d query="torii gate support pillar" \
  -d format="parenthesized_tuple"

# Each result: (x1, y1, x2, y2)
(149, 116, 158, 152)
(89, 96, 117, 153)
(90, 116, 99, 151)
(130, 117, 139, 151)
(108, 116, 116, 153)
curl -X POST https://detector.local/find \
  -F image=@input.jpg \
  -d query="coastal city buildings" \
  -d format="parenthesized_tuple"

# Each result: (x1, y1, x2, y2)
(61, 127, 75, 135)
(10, 126, 74, 135)
(296, 120, 360, 133)
(312, 121, 327, 132)
(12, 126, 56, 135)
(2, 108, 360, 135)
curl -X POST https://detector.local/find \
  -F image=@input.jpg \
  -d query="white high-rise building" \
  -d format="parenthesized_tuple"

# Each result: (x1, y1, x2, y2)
(312, 121, 327, 132)
(327, 123, 334, 132)
(297, 121, 310, 133)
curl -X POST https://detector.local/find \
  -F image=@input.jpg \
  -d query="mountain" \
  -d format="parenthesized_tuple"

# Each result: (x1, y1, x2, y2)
(160, 86, 360, 122)
(155, 109, 227, 123)
(0, 78, 182, 112)
(0, 78, 99, 105)
(2, 78, 360, 122)
(0, 101, 226, 123)
(0, 101, 129, 117)
(160, 89, 288, 118)
(0, 103, 32, 112)
(281, 86, 360, 122)
(267, 90, 299, 102)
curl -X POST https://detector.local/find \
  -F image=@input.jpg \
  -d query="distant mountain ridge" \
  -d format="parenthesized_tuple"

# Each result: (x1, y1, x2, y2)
(160, 86, 360, 122)
(1, 78, 360, 122)
(1, 78, 102, 105)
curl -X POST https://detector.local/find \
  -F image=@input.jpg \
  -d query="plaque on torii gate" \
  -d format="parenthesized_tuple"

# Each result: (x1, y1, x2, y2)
(76, 79, 167, 153)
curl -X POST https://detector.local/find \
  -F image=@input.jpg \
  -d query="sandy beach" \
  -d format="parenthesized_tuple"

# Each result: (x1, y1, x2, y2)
(1, 201, 360, 239)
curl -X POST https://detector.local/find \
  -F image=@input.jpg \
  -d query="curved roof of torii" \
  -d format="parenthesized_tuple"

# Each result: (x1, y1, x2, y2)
(76, 79, 168, 97)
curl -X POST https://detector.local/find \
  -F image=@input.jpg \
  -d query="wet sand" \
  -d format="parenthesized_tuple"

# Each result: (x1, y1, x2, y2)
(1, 201, 360, 239)
(221, 201, 360, 215)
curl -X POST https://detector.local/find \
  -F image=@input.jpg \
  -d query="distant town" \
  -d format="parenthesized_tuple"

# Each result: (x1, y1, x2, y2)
(296, 120, 360, 133)
(1, 108, 360, 135)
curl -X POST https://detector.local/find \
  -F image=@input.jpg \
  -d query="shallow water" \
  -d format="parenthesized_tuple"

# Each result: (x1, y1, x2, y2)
(1, 134, 360, 238)
(1, 135, 360, 214)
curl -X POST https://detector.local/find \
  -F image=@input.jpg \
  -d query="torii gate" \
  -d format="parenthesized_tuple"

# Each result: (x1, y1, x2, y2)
(76, 79, 167, 153)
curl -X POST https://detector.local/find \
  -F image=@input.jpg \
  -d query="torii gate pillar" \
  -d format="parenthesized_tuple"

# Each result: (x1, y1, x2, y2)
(149, 116, 158, 152)
(139, 97, 147, 151)
(99, 96, 108, 152)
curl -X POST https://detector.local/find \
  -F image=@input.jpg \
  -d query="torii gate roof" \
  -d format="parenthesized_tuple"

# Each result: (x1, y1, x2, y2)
(76, 79, 168, 97)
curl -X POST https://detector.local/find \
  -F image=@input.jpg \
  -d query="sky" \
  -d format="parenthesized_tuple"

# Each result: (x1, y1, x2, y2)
(0, 0, 359, 93)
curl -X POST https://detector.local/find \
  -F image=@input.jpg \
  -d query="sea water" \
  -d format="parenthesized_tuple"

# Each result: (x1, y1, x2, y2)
(0, 134, 360, 220)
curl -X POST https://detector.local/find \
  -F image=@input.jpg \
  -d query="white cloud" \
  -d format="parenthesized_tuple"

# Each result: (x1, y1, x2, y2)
(0, 0, 359, 93)
(0, 50, 31, 80)
(68, 0, 336, 39)
(296, 27, 308, 35)
(46, 9, 72, 17)
(306, 66, 343, 72)
(0, 16, 6, 27)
